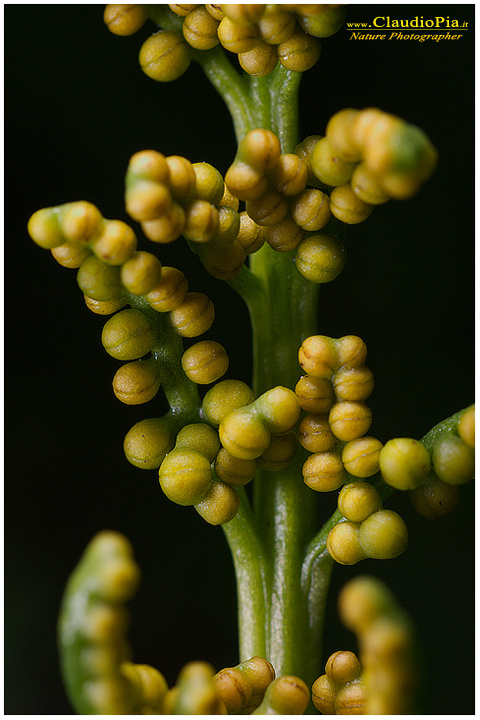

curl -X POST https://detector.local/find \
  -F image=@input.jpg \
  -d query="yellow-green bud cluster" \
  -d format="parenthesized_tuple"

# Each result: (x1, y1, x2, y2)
(380, 406, 475, 519)
(338, 576, 417, 714)
(297, 335, 382, 492)
(251, 675, 310, 715)
(225, 127, 345, 284)
(312, 650, 366, 714)
(327, 482, 408, 565)
(213, 656, 276, 714)
(158, 422, 240, 524)
(163, 661, 227, 714)
(125, 150, 250, 280)
(118, 5, 345, 83)
(308, 107, 438, 224)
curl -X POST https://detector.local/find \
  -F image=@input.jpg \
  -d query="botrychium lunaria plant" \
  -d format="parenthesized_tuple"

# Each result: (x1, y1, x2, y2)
(26, 4, 474, 715)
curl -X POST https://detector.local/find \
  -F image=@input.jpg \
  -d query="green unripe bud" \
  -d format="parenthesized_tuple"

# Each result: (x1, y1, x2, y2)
(139, 31, 191, 82)
(432, 434, 475, 485)
(238, 41, 278, 77)
(202, 379, 255, 427)
(295, 233, 346, 284)
(121, 251, 163, 296)
(169, 292, 215, 337)
(159, 448, 212, 505)
(169, 662, 223, 715)
(182, 6, 220, 50)
(327, 521, 366, 565)
(256, 386, 300, 434)
(252, 676, 310, 715)
(219, 410, 271, 460)
(330, 184, 374, 224)
(192, 162, 225, 204)
(112, 360, 160, 404)
(124, 418, 175, 469)
(409, 473, 460, 519)
(379, 437, 431, 490)
(181, 340, 229, 384)
(302, 450, 346, 492)
(276, 27, 321, 72)
(358, 509, 408, 560)
(311, 137, 357, 187)
(175, 423, 220, 463)
(338, 481, 382, 523)
(298, 414, 336, 453)
(329, 401, 372, 442)
(194, 479, 240, 525)
(214, 448, 256, 486)
(104, 4, 147, 36)
(52, 242, 91, 268)
(295, 375, 334, 415)
(291, 188, 331, 232)
(146, 266, 188, 312)
(342, 437, 383, 478)
(77, 256, 123, 301)
(101, 308, 156, 360)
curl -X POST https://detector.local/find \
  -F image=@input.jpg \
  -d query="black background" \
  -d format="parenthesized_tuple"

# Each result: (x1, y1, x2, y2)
(5, 4, 475, 715)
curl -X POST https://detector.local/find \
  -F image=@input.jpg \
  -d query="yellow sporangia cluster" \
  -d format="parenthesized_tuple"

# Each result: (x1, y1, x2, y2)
(312, 650, 366, 714)
(379, 404, 475, 520)
(125, 149, 257, 280)
(296, 334, 382, 492)
(104, 5, 346, 81)
(157, 382, 300, 524)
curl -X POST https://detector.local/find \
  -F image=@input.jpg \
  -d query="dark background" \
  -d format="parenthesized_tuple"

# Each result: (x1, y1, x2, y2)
(5, 4, 475, 715)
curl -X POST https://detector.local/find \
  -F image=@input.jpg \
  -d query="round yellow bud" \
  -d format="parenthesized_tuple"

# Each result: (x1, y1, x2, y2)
(195, 480, 240, 525)
(125, 180, 172, 223)
(217, 16, 261, 53)
(291, 188, 331, 232)
(336, 335, 368, 368)
(141, 203, 185, 244)
(221, 4, 266, 25)
(183, 200, 219, 243)
(238, 41, 278, 77)
(28, 207, 63, 249)
(272, 154, 308, 196)
(101, 308, 156, 360)
(276, 28, 321, 72)
(295, 375, 335, 415)
(84, 296, 127, 315)
(295, 233, 346, 284)
(379, 437, 431, 490)
(311, 137, 357, 187)
(128, 149, 170, 184)
(219, 410, 270, 460)
(139, 31, 191, 82)
(311, 674, 336, 714)
(258, 432, 298, 471)
(175, 423, 220, 463)
(263, 216, 304, 253)
(257, 386, 300, 434)
(342, 437, 383, 478)
(298, 335, 338, 378)
(432, 434, 475, 485)
(104, 5, 147, 36)
(302, 451, 346, 492)
(181, 340, 229, 384)
(90, 220, 138, 265)
(351, 163, 390, 205)
(165, 155, 196, 202)
(333, 364, 374, 402)
(146, 266, 188, 312)
(239, 128, 281, 172)
(329, 401, 372, 442)
(298, 414, 336, 453)
(159, 448, 212, 505)
(202, 379, 255, 426)
(60, 201, 104, 244)
(358, 509, 408, 560)
(330, 184, 374, 224)
(213, 667, 253, 714)
(327, 521, 366, 565)
(255, 675, 310, 715)
(51, 242, 91, 268)
(124, 418, 175, 469)
(296, 5, 346, 39)
(325, 650, 362, 685)
(246, 190, 289, 226)
(458, 405, 475, 448)
(338, 481, 382, 523)
(334, 680, 367, 714)
(112, 360, 160, 404)
(121, 251, 163, 296)
(325, 108, 362, 162)
(169, 292, 215, 337)
(77, 256, 123, 301)
(236, 211, 265, 254)
(258, 6, 295, 44)
(192, 162, 225, 205)
(214, 448, 256, 486)
(182, 6, 220, 50)
(169, 4, 198, 17)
